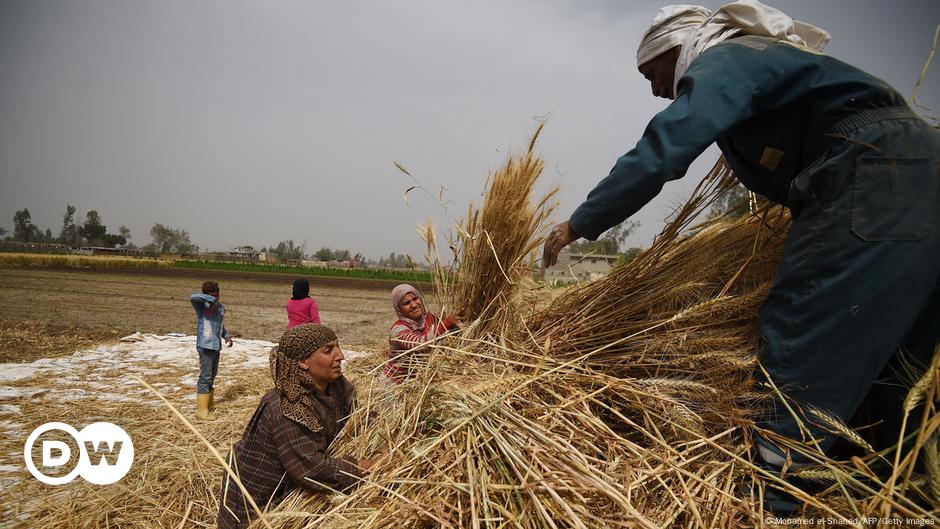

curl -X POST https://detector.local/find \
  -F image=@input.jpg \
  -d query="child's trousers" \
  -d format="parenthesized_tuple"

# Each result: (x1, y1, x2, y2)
(197, 347, 220, 394)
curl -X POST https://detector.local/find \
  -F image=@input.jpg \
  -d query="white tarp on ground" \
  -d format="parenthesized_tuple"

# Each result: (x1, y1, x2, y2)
(0, 332, 367, 390)
(0, 334, 278, 406)
(0, 334, 368, 489)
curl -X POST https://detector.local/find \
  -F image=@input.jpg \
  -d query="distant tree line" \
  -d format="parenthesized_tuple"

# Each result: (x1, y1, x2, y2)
(567, 219, 643, 263)
(708, 182, 752, 219)
(2, 206, 421, 265)
(145, 223, 198, 254)
(2, 205, 132, 248)
(255, 242, 368, 264)
(375, 252, 414, 269)
(253, 243, 416, 269)
(259, 240, 305, 261)
(1, 204, 198, 253)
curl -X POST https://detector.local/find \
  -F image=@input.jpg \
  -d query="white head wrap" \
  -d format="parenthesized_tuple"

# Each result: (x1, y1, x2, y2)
(636, 1, 831, 96)
(636, 5, 710, 67)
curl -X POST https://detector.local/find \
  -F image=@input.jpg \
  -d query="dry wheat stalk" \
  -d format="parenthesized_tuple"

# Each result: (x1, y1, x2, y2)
(9, 141, 939, 529)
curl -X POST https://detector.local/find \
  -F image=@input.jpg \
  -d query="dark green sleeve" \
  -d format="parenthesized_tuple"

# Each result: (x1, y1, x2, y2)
(569, 48, 760, 240)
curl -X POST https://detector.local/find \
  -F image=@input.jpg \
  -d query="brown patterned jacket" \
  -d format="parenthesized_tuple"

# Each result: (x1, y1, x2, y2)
(217, 378, 360, 529)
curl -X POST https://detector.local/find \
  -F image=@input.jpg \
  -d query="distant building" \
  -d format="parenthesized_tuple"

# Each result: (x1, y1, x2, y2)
(302, 258, 326, 268)
(0, 242, 70, 254)
(225, 245, 259, 262)
(79, 246, 152, 257)
(543, 249, 619, 284)
(300, 258, 361, 269)
(232, 245, 258, 256)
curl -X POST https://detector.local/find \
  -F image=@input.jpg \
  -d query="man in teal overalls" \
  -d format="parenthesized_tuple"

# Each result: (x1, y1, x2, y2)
(542, 1, 940, 513)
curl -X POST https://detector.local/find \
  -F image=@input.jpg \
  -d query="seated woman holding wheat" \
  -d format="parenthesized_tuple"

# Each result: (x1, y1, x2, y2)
(381, 284, 463, 385)
(218, 324, 383, 529)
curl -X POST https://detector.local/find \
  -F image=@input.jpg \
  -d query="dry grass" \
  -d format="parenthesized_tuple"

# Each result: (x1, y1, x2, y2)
(248, 160, 783, 528)
(0, 252, 172, 269)
(0, 319, 124, 363)
(434, 124, 558, 337)
(5, 141, 938, 528)
(257, 157, 936, 527)
(2, 345, 384, 529)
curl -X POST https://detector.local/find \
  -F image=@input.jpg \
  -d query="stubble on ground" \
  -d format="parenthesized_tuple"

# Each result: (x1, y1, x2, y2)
(0, 268, 395, 363)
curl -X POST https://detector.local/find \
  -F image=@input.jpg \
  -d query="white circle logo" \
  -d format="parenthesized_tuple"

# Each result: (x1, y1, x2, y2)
(24, 421, 134, 485)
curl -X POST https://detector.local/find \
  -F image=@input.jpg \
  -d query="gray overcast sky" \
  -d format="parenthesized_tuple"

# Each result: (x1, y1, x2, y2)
(1, 1, 938, 259)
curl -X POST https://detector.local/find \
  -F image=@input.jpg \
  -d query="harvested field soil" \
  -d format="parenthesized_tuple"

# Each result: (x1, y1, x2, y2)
(0, 268, 399, 362)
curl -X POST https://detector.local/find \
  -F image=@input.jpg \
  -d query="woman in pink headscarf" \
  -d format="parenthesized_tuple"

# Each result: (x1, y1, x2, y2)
(383, 284, 463, 384)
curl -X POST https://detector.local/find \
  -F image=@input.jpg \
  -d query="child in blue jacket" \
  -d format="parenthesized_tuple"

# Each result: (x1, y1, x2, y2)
(190, 280, 233, 420)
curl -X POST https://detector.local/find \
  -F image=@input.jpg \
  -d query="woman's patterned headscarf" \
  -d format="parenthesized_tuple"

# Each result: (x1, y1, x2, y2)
(270, 323, 338, 432)
(391, 283, 427, 330)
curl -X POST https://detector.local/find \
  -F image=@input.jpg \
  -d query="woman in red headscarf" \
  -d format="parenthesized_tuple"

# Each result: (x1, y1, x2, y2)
(382, 284, 463, 384)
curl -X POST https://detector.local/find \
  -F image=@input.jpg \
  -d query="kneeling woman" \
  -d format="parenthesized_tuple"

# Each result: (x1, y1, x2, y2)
(383, 284, 462, 384)
(218, 324, 381, 529)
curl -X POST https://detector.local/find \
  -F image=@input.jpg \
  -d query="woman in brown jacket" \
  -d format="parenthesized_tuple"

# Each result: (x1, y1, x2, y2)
(218, 324, 382, 529)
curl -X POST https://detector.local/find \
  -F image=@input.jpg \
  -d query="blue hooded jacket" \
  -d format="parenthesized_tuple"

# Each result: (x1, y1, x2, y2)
(190, 293, 230, 350)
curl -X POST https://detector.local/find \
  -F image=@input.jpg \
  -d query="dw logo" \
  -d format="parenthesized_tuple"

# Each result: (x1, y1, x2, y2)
(23, 422, 135, 485)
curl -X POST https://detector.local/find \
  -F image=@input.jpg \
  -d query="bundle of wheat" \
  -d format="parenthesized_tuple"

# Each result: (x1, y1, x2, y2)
(519, 161, 788, 442)
(444, 124, 558, 337)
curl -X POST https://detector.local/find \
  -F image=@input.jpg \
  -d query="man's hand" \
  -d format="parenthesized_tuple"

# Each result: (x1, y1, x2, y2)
(542, 221, 579, 268)
(225, 337, 233, 348)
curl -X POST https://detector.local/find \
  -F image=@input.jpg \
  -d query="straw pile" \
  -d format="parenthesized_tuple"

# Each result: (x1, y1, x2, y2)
(261, 151, 937, 526)
(6, 132, 937, 528)
(3, 349, 258, 527)
(523, 161, 783, 442)
(248, 158, 780, 528)
(0, 252, 171, 269)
